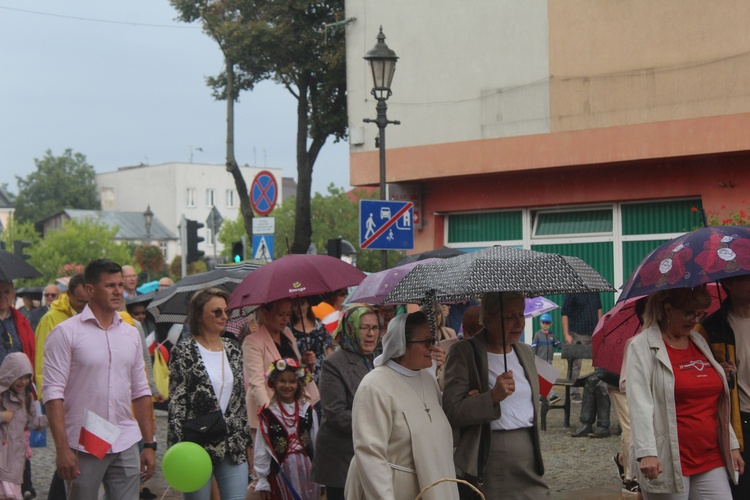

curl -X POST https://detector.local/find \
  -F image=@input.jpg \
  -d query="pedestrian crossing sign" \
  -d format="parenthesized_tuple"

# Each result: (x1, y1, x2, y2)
(252, 235, 274, 261)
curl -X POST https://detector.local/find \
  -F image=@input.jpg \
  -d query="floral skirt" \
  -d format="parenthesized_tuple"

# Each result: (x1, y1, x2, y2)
(269, 452, 320, 500)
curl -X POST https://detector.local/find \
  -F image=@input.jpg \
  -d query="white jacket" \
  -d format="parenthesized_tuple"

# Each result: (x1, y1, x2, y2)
(626, 325, 738, 494)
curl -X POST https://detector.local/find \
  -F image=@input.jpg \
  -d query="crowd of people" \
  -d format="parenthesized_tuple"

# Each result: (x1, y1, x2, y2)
(1, 256, 749, 500)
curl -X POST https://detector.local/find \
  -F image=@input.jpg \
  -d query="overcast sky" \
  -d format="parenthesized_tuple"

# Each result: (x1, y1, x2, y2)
(0, 1, 350, 196)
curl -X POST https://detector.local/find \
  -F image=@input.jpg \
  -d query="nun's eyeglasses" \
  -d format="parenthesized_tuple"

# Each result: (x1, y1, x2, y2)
(406, 336, 438, 348)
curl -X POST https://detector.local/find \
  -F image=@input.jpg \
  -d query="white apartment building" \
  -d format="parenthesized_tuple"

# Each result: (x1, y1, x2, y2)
(96, 162, 285, 263)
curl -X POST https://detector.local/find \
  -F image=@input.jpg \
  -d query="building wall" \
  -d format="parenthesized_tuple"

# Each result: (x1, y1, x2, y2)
(96, 162, 284, 262)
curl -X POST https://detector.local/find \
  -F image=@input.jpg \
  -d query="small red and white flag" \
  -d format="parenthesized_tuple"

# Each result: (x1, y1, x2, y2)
(321, 311, 342, 335)
(78, 410, 121, 459)
(534, 357, 560, 398)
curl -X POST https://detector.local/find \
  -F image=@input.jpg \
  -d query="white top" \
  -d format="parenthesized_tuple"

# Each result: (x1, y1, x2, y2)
(728, 312, 750, 412)
(196, 344, 233, 413)
(487, 350, 534, 431)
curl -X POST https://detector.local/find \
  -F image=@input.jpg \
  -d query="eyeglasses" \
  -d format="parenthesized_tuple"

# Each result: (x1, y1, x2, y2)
(682, 310, 708, 322)
(44, 293, 58, 298)
(358, 325, 381, 334)
(211, 308, 229, 319)
(406, 336, 438, 348)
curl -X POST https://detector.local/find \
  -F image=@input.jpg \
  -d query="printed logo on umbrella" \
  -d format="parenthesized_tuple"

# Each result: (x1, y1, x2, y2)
(289, 281, 306, 293)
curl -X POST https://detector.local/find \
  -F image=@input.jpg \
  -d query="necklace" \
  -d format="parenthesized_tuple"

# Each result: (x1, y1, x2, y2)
(404, 374, 432, 423)
(662, 334, 688, 349)
(278, 399, 300, 428)
(196, 337, 223, 352)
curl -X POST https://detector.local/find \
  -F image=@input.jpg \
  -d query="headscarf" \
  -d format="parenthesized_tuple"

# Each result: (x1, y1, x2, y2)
(374, 313, 409, 367)
(334, 305, 378, 368)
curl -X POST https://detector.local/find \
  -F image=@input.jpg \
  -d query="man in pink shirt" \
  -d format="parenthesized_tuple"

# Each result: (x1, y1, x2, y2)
(43, 259, 155, 500)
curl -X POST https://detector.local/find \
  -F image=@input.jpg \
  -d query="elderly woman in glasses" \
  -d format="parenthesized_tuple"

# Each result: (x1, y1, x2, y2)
(311, 305, 381, 500)
(345, 311, 459, 500)
(627, 287, 744, 498)
(168, 288, 252, 499)
(443, 291, 549, 499)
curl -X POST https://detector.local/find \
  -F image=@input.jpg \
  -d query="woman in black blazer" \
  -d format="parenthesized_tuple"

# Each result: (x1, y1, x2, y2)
(311, 305, 381, 500)
(168, 288, 252, 500)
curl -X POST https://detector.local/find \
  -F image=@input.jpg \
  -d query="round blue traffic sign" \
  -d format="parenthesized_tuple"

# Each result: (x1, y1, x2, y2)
(250, 170, 278, 216)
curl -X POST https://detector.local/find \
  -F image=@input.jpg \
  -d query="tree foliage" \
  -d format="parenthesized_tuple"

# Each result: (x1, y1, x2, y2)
(27, 218, 132, 285)
(13, 149, 100, 223)
(170, 0, 349, 254)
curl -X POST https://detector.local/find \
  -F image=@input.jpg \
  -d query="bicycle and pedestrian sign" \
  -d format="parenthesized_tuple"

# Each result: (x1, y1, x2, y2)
(359, 200, 414, 251)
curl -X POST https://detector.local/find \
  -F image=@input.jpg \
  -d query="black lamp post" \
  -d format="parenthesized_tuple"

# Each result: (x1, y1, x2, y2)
(143, 205, 154, 244)
(364, 26, 400, 271)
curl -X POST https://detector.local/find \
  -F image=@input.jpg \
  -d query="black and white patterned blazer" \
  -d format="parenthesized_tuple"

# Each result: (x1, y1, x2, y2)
(168, 335, 251, 465)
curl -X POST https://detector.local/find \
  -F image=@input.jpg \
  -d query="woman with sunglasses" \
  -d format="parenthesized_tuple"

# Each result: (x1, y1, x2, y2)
(345, 311, 459, 500)
(627, 287, 744, 498)
(443, 291, 550, 499)
(311, 305, 380, 500)
(168, 288, 251, 499)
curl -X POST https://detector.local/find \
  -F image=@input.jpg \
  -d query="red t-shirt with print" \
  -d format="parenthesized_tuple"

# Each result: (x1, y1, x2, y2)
(666, 341, 725, 476)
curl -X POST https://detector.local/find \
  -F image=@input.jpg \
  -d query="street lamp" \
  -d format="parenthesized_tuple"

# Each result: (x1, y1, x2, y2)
(363, 26, 400, 270)
(143, 205, 154, 245)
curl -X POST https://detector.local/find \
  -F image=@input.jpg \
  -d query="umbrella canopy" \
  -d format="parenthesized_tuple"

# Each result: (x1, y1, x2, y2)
(347, 258, 441, 305)
(0, 250, 42, 282)
(15, 287, 44, 301)
(228, 254, 366, 309)
(384, 246, 615, 305)
(618, 225, 750, 303)
(592, 283, 723, 375)
(148, 264, 261, 323)
(393, 246, 465, 267)
(524, 296, 559, 318)
(137, 280, 160, 294)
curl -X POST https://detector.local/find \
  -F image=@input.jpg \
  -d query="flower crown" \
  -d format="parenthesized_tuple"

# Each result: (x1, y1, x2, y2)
(265, 358, 312, 387)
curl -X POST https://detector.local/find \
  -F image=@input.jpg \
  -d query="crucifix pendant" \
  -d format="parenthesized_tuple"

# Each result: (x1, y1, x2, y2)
(424, 404, 432, 423)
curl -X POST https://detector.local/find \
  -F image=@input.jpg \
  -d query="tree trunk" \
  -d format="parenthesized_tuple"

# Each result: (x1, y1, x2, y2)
(291, 78, 313, 254)
(224, 57, 254, 242)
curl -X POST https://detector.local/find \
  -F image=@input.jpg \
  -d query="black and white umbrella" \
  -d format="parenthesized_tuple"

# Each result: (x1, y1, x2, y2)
(384, 246, 615, 370)
(148, 263, 262, 323)
(0, 250, 42, 282)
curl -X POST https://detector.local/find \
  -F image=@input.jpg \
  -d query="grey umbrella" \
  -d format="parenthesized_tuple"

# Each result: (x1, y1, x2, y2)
(0, 250, 42, 282)
(148, 263, 261, 323)
(384, 246, 615, 370)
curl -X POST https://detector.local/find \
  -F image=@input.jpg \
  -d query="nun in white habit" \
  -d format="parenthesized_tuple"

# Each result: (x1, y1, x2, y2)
(344, 311, 460, 500)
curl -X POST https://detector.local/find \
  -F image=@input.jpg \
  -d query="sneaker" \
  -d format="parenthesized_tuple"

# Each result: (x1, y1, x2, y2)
(613, 453, 625, 482)
(549, 394, 561, 404)
(622, 479, 640, 494)
(23, 492, 34, 500)
(570, 394, 582, 404)
(140, 488, 157, 500)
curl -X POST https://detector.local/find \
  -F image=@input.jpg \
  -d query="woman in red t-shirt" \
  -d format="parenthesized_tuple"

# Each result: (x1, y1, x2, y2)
(627, 286, 744, 498)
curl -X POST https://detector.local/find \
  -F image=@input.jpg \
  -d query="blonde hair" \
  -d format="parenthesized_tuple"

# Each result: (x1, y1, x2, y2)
(642, 287, 712, 329)
(479, 291, 525, 326)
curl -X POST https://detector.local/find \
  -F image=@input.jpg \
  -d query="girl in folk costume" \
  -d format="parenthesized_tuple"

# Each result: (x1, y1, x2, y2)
(254, 358, 321, 500)
(0, 353, 46, 500)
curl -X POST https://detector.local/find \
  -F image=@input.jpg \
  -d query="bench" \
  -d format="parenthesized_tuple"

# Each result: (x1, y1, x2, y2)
(540, 343, 593, 430)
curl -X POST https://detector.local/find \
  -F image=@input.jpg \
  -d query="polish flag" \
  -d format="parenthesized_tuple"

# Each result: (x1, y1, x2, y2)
(78, 410, 121, 459)
(534, 357, 560, 398)
(321, 310, 342, 335)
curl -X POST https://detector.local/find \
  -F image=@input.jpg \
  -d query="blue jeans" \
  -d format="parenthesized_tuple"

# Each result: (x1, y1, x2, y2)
(183, 456, 248, 500)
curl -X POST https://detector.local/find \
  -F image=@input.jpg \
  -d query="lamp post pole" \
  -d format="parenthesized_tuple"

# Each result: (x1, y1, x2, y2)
(363, 27, 400, 271)
(143, 205, 154, 281)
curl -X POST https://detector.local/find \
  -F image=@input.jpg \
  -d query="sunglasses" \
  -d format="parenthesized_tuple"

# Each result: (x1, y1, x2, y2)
(210, 308, 229, 319)
(406, 336, 438, 348)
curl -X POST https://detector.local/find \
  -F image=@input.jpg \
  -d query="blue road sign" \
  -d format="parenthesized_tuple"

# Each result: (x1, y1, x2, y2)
(252, 235, 274, 261)
(360, 200, 414, 250)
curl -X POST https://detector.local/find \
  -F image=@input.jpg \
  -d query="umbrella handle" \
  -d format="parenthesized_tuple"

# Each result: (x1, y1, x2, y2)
(499, 292, 507, 373)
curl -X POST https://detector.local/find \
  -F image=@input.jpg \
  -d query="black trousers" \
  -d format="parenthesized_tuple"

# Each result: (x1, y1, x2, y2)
(732, 412, 750, 499)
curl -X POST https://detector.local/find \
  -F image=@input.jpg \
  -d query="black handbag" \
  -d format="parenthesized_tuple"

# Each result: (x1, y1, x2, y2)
(183, 410, 228, 445)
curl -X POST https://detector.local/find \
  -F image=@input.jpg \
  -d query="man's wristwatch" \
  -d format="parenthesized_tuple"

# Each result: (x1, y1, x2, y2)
(143, 442, 157, 451)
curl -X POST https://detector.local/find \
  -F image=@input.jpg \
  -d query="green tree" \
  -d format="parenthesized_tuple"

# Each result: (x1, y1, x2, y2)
(28, 218, 132, 285)
(14, 149, 100, 223)
(170, 0, 349, 254)
(0, 218, 41, 254)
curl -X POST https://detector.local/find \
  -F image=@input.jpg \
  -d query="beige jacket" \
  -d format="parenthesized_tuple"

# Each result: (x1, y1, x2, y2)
(626, 326, 738, 494)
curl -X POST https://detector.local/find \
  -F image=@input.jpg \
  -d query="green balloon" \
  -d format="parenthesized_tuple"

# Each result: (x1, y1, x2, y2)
(162, 442, 212, 492)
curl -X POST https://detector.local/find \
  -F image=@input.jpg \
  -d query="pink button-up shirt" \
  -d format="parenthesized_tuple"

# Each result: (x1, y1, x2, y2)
(43, 306, 151, 453)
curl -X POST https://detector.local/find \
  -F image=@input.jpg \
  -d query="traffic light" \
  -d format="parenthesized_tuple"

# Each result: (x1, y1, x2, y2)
(231, 240, 244, 263)
(13, 240, 32, 260)
(185, 219, 205, 264)
(327, 238, 342, 259)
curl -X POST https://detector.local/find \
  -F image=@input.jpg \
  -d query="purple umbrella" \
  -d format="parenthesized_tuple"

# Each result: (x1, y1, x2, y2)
(524, 296, 558, 318)
(347, 258, 441, 305)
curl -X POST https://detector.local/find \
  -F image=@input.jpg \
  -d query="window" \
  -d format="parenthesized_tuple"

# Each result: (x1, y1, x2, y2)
(206, 189, 215, 207)
(226, 189, 236, 208)
(531, 207, 612, 238)
(186, 188, 196, 208)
